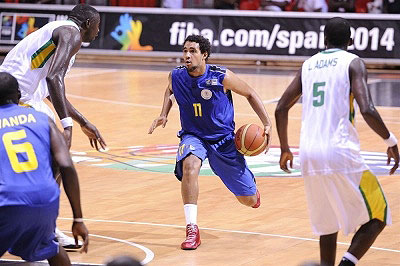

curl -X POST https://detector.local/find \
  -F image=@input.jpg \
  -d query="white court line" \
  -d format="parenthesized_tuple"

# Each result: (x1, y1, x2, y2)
(0, 258, 101, 265)
(87, 233, 154, 265)
(66, 94, 178, 110)
(58, 217, 400, 253)
(66, 94, 400, 124)
(262, 97, 280, 104)
(66, 69, 120, 79)
(0, 231, 155, 265)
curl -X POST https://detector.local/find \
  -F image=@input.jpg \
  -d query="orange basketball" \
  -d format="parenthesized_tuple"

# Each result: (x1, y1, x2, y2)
(235, 124, 268, 156)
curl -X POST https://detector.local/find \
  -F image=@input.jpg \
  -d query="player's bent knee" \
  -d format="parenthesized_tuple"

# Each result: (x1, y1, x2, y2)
(182, 156, 201, 177)
(236, 195, 257, 207)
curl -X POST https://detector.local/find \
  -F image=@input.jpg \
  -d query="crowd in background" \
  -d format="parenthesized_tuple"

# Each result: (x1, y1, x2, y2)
(1, 0, 399, 13)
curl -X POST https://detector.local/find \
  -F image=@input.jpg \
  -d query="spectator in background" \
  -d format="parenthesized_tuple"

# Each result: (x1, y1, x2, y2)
(383, 0, 400, 13)
(239, 0, 260, 9)
(214, 0, 238, 9)
(109, 0, 160, 7)
(329, 0, 355, 12)
(366, 0, 383, 13)
(352, 0, 383, 13)
(260, 0, 289, 11)
(162, 0, 183, 8)
(286, 0, 328, 11)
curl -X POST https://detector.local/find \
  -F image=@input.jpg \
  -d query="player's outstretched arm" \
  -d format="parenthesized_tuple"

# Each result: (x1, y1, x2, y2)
(223, 69, 272, 150)
(350, 58, 399, 174)
(275, 68, 302, 173)
(65, 99, 106, 151)
(149, 72, 174, 134)
(46, 26, 82, 147)
(49, 118, 89, 253)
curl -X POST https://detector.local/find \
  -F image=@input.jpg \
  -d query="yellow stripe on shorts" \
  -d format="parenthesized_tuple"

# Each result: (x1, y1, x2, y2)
(31, 39, 56, 69)
(359, 170, 388, 223)
(18, 102, 32, 108)
(349, 92, 355, 125)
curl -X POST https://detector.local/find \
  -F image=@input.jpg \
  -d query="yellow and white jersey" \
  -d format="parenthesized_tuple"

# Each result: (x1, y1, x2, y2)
(300, 49, 368, 175)
(0, 20, 78, 103)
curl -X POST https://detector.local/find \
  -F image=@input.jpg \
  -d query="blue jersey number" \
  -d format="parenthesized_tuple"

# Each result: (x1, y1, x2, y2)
(2, 129, 38, 173)
(193, 103, 202, 117)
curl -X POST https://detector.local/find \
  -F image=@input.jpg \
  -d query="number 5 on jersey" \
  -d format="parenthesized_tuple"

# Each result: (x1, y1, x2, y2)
(193, 103, 202, 117)
(313, 82, 325, 107)
(2, 129, 38, 173)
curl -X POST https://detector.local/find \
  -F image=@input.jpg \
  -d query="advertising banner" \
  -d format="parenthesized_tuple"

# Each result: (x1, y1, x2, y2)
(1, 5, 399, 61)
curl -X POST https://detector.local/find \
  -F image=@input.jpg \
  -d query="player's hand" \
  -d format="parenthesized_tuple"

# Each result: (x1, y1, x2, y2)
(148, 116, 168, 134)
(72, 221, 89, 253)
(63, 127, 72, 150)
(387, 145, 399, 175)
(81, 122, 106, 151)
(279, 149, 293, 173)
(264, 125, 272, 153)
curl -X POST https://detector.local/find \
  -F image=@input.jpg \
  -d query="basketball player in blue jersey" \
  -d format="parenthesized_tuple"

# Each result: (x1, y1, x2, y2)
(0, 72, 89, 265)
(149, 35, 272, 250)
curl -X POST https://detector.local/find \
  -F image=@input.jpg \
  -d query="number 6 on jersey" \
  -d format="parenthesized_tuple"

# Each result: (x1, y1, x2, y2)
(2, 129, 38, 173)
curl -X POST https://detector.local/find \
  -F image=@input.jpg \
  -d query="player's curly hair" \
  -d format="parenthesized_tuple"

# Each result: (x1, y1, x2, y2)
(324, 17, 351, 47)
(69, 4, 99, 23)
(184, 35, 211, 61)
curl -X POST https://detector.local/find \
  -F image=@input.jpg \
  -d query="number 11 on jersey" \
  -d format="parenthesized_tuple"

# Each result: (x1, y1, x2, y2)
(193, 103, 202, 117)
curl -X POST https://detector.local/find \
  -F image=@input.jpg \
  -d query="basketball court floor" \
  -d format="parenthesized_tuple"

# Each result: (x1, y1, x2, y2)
(0, 60, 399, 266)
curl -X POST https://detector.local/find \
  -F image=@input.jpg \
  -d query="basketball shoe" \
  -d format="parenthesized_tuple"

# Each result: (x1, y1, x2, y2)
(181, 223, 201, 250)
(252, 189, 261, 208)
(55, 228, 83, 249)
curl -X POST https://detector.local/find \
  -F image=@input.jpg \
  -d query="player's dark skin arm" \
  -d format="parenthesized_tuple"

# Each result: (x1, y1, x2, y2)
(46, 26, 81, 147)
(148, 72, 174, 134)
(65, 98, 106, 150)
(46, 26, 80, 121)
(45, 26, 106, 150)
(350, 58, 399, 174)
(275, 68, 302, 173)
(49, 118, 89, 253)
(46, 96, 106, 150)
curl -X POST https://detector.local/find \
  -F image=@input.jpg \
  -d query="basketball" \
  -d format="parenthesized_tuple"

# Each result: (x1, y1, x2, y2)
(235, 124, 268, 156)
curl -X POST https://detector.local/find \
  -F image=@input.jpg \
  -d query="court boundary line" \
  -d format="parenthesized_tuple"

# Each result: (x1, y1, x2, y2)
(66, 69, 120, 79)
(66, 94, 400, 123)
(0, 258, 101, 265)
(0, 232, 154, 265)
(58, 217, 400, 253)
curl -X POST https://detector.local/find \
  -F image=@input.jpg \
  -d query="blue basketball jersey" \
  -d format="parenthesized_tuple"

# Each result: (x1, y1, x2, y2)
(0, 104, 59, 207)
(172, 64, 235, 141)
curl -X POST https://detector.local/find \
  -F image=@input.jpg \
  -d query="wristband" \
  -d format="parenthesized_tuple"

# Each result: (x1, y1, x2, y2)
(384, 132, 398, 147)
(60, 117, 73, 128)
(169, 94, 176, 104)
(73, 218, 84, 223)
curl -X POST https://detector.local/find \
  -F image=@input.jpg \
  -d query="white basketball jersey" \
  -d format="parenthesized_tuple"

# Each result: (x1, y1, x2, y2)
(300, 49, 368, 175)
(0, 20, 79, 104)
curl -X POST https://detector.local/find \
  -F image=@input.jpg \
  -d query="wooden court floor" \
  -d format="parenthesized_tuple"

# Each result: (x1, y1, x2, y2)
(2, 66, 399, 266)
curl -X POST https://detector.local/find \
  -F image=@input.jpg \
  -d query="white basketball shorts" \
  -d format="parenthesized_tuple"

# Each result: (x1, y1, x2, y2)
(303, 170, 391, 236)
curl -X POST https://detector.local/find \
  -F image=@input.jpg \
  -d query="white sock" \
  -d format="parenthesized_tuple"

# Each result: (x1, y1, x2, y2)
(184, 204, 197, 225)
(343, 252, 359, 265)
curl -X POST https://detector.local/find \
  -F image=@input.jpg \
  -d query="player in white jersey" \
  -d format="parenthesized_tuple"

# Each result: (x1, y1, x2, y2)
(0, 4, 106, 250)
(0, 4, 106, 151)
(275, 17, 399, 266)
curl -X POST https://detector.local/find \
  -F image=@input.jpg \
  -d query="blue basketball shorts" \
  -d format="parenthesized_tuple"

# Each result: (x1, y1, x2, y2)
(174, 133, 256, 196)
(0, 198, 59, 262)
